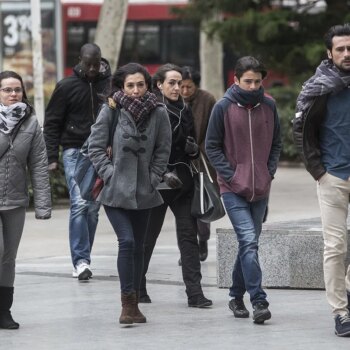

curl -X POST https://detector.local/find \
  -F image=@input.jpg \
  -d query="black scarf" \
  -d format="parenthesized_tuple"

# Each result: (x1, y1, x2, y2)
(231, 84, 264, 108)
(113, 90, 158, 125)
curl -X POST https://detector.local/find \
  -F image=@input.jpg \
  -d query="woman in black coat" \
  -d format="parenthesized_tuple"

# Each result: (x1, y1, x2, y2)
(139, 63, 212, 308)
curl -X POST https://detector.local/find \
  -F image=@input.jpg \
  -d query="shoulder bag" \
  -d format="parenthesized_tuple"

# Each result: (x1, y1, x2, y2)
(74, 104, 119, 201)
(191, 152, 225, 223)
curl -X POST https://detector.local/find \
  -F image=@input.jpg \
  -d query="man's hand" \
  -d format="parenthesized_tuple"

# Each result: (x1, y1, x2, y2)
(163, 172, 183, 189)
(184, 136, 198, 155)
(48, 162, 58, 171)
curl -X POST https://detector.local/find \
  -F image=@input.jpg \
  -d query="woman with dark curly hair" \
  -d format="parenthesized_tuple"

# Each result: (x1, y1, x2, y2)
(88, 63, 171, 325)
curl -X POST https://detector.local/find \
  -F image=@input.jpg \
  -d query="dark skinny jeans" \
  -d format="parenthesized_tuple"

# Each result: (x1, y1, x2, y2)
(140, 189, 203, 298)
(104, 206, 150, 293)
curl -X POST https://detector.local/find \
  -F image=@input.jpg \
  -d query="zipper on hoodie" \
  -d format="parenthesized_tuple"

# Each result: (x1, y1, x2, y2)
(90, 82, 96, 122)
(245, 103, 260, 202)
(248, 108, 255, 201)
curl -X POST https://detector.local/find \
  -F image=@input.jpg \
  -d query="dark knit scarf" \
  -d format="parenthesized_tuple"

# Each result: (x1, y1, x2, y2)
(296, 59, 350, 112)
(231, 84, 264, 108)
(113, 90, 158, 125)
(161, 96, 186, 131)
(0, 102, 27, 134)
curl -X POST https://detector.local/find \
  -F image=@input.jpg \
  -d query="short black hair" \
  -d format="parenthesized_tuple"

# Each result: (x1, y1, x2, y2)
(80, 43, 101, 57)
(234, 56, 267, 80)
(110, 62, 151, 92)
(324, 23, 350, 50)
(181, 66, 201, 86)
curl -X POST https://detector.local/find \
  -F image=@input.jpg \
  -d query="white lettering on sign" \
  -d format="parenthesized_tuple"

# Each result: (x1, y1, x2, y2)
(3, 14, 31, 47)
(67, 6, 82, 18)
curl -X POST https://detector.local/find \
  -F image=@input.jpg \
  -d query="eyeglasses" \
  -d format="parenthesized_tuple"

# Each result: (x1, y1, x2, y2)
(0, 87, 23, 94)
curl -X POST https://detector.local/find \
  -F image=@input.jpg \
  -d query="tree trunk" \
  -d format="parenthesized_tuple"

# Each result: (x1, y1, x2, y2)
(95, 0, 128, 72)
(200, 18, 224, 100)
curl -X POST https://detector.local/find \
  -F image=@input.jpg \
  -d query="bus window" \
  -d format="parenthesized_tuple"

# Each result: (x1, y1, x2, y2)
(66, 22, 97, 68)
(167, 23, 199, 67)
(119, 22, 160, 66)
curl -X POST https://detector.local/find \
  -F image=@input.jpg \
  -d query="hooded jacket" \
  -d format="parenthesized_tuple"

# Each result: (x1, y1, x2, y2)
(44, 58, 111, 164)
(205, 86, 281, 202)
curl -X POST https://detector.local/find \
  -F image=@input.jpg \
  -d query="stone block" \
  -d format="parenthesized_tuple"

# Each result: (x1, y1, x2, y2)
(216, 218, 350, 289)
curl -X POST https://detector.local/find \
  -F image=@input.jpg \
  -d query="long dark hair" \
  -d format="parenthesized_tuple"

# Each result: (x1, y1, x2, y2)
(0, 70, 33, 112)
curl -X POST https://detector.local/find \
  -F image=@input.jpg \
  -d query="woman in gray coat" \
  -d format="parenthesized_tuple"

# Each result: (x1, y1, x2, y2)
(88, 63, 171, 325)
(0, 71, 51, 329)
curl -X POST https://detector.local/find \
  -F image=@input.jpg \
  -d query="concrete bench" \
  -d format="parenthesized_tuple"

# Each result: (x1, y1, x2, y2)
(216, 218, 350, 289)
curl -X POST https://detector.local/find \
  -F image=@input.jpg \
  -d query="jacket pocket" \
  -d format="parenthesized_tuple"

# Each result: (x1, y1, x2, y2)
(65, 120, 90, 137)
(253, 162, 272, 199)
(229, 164, 253, 199)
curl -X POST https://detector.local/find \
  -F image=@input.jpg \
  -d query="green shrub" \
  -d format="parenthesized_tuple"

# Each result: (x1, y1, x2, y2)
(268, 84, 302, 161)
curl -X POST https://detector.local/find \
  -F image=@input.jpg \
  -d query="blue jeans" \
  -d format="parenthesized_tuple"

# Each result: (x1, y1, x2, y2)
(104, 206, 150, 293)
(63, 148, 100, 267)
(222, 192, 268, 306)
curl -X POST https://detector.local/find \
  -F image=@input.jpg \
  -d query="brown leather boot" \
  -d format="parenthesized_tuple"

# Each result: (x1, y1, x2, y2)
(133, 292, 147, 323)
(119, 292, 134, 324)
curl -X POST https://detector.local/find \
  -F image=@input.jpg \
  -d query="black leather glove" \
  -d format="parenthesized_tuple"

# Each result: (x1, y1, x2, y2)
(163, 172, 183, 189)
(184, 136, 198, 155)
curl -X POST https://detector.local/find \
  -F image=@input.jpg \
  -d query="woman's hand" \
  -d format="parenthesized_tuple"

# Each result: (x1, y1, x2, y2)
(184, 136, 198, 155)
(163, 172, 183, 189)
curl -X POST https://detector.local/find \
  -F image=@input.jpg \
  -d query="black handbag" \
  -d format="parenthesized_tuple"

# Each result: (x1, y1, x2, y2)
(74, 106, 119, 201)
(191, 153, 225, 223)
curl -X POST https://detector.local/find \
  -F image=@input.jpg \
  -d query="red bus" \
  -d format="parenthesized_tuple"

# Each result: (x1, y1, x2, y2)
(62, 0, 287, 88)
(62, 0, 200, 76)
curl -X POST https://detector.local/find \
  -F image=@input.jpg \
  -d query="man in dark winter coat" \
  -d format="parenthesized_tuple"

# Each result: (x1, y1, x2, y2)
(293, 24, 350, 337)
(206, 56, 281, 324)
(44, 43, 111, 282)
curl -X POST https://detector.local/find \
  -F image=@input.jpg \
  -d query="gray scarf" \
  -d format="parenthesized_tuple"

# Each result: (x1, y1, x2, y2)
(0, 102, 27, 134)
(296, 59, 350, 112)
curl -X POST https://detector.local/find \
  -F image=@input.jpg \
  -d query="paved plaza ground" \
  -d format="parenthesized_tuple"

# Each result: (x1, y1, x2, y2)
(2, 167, 350, 349)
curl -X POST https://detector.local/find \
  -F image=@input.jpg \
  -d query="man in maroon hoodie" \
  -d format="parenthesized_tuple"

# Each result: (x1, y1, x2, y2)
(206, 56, 281, 324)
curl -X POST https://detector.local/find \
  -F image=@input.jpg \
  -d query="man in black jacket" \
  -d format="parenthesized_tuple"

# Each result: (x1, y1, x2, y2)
(44, 43, 111, 282)
(293, 24, 350, 337)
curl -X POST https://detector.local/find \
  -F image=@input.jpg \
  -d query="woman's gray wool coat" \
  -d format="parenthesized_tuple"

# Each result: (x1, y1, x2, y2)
(88, 102, 172, 210)
(0, 114, 51, 218)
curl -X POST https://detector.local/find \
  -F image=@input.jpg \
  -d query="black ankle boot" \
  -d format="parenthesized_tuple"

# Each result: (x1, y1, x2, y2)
(0, 287, 19, 329)
(199, 240, 208, 262)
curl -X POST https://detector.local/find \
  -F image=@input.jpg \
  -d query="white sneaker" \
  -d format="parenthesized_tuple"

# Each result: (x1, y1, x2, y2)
(75, 262, 92, 282)
(72, 268, 78, 278)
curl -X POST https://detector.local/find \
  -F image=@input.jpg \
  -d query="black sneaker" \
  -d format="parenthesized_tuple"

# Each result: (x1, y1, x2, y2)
(139, 294, 152, 303)
(253, 302, 271, 324)
(229, 299, 249, 318)
(199, 241, 208, 262)
(335, 314, 350, 337)
(188, 294, 213, 308)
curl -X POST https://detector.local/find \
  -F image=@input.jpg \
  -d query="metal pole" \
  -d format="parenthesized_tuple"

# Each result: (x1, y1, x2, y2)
(30, 0, 45, 126)
(55, 0, 63, 80)
(0, 7, 2, 71)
